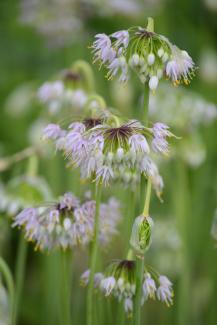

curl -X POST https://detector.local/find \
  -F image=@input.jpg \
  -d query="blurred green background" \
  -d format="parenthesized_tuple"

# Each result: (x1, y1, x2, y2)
(0, 0, 217, 324)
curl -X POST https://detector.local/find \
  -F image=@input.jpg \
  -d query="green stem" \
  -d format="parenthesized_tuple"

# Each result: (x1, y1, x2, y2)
(174, 161, 191, 325)
(12, 154, 38, 324)
(12, 235, 27, 325)
(125, 191, 136, 254)
(146, 17, 154, 33)
(133, 179, 152, 325)
(0, 256, 15, 325)
(72, 60, 95, 93)
(143, 178, 152, 216)
(134, 82, 152, 325)
(84, 94, 107, 115)
(87, 183, 102, 325)
(61, 251, 72, 325)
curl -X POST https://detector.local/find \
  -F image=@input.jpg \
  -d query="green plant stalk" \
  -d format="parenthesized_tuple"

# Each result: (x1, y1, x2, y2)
(125, 190, 136, 254)
(13, 154, 38, 324)
(133, 178, 152, 325)
(61, 251, 72, 325)
(133, 80, 151, 325)
(72, 60, 95, 93)
(174, 160, 191, 325)
(0, 256, 15, 325)
(12, 235, 27, 325)
(87, 183, 102, 325)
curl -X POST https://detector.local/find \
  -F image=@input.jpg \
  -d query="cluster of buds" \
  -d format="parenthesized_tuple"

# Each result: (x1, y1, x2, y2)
(13, 192, 121, 251)
(91, 22, 195, 89)
(42, 118, 176, 196)
(81, 259, 173, 316)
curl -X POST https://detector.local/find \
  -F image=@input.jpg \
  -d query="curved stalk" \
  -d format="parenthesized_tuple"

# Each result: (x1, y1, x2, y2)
(72, 60, 95, 93)
(0, 256, 15, 325)
(84, 94, 107, 114)
(87, 183, 102, 325)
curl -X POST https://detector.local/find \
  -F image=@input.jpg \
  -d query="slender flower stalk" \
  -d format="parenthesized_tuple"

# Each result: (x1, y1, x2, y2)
(134, 178, 152, 325)
(174, 160, 191, 325)
(134, 19, 153, 325)
(71, 60, 96, 93)
(13, 154, 38, 325)
(0, 256, 15, 325)
(87, 183, 102, 325)
(12, 235, 27, 325)
(61, 251, 72, 325)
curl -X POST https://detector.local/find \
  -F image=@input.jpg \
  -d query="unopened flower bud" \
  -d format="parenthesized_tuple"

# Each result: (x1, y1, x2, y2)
(157, 48, 164, 58)
(130, 215, 154, 255)
(149, 76, 159, 90)
(147, 53, 155, 65)
(130, 53, 140, 67)
(63, 218, 71, 231)
(116, 147, 124, 161)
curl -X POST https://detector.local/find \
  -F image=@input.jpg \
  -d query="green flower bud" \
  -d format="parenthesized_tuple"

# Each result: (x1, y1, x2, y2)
(130, 215, 153, 256)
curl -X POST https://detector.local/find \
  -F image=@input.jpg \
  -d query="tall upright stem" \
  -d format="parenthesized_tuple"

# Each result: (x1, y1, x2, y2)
(87, 183, 102, 325)
(61, 251, 72, 325)
(134, 81, 151, 325)
(134, 179, 152, 325)
(0, 256, 15, 325)
(174, 161, 191, 325)
(13, 155, 38, 325)
(12, 236, 27, 325)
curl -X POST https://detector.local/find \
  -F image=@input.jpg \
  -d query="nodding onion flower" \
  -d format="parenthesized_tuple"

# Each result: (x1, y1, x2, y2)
(81, 259, 174, 317)
(37, 80, 88, 115)
(91, 26, 195, 89)
(42, 118, 175, 197)
(13, 192, 121, 251)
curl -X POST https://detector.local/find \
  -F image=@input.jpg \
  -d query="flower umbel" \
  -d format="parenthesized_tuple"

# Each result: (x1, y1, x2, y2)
(90, 19, 195, 89)
(81, 259, 174, 316)
(13, 192, 121, 251)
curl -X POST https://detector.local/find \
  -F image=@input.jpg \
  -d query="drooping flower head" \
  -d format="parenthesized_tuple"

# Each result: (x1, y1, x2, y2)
(13, 192, 121, 251)
(81, 259, 174, 316)
(43, 117, 175, 197)
(90, 19, 195, 90)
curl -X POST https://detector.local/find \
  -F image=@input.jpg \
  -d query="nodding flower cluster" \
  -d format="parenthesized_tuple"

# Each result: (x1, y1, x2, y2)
(81, 259, 173, 316)
(91, 27, 195, 89)
(37, 80, 88, 114)
(13, 192, 121, 251)
(42, 119, 175, 195)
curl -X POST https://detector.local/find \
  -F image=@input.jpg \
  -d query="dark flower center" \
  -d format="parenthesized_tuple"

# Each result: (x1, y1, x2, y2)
(83, 118, 103, 129)
(63, 70, 81, 82)
(118, 260, 135, 270)
(136, 29, 154, 39)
